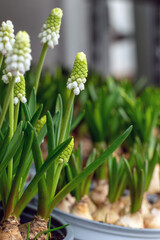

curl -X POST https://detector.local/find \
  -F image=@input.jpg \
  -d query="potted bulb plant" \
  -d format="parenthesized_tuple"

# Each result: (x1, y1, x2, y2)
(0, 7, 132, 240)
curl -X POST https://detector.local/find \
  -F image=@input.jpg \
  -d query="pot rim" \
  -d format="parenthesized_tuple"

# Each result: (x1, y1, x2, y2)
(53, 208, 160, 238)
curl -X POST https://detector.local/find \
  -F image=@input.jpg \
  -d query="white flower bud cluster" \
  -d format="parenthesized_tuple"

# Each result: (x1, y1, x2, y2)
(2, 67, 21, 84)
(67, 77, 86, 95)
(5, 31, 32, 77)
(0, 20, 15, 56)
(14, 95, 27, 105)
(38, 26, 60, 49)
(38, 8, 63, 49)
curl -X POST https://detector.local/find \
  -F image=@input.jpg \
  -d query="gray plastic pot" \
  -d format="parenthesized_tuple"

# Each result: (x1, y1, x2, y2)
(53, 208, 160, 240)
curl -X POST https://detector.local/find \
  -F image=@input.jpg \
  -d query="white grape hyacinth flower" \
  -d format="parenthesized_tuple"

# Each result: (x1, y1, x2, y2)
(2, 67, 21, 84)
(5, 31, 32, 77)
(67, 52, 88, 95)
(0, 20, 15, 56)
(38, 8, 63, 49)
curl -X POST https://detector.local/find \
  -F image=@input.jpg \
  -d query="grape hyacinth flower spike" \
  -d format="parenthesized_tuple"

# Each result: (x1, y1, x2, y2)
(14, 75, 27, 105)
(67, 52, 88, 95)
(38, 8, 63, 48)
(5, 31, 32, 77)
(0, 31, 31, 129)
(34, 8, 63, 93)
(0, 20, 15, 56)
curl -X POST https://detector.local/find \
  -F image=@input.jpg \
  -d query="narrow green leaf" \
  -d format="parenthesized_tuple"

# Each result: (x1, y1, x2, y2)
(22, 103, 31, 121)
(85, 148, 96, 167)
(46, 111, 56, 193)
(28, 88, 36, 117)
(33, 224, 69, 240)
(13, 136, 25, 174)
(0, 122, 23, 176)
(71, 110, 85, 132)
(28, 123, 48, 217)
(46, 111, 54, 153)
(5, 126, 34, 217)
(55, 94, 63, 146)
(65, 164, 73, 182)
(69, 154, 80, 177)
(27, 223, 30, 240)
(37, 123, 47, 144)
(0, 128, 10, 163)
(30, 104, 43, 127)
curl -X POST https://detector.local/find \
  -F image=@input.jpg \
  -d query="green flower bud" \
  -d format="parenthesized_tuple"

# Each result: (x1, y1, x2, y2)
(67, 52, 88, 95)
(14, 75, 27, 104)
(35, 116, 46, 135)
(38, 8, 63, 48)
(58, 137, 74, 163)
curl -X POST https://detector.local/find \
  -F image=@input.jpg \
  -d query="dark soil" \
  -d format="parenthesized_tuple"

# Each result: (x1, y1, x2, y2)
(50, 231, 64, 240)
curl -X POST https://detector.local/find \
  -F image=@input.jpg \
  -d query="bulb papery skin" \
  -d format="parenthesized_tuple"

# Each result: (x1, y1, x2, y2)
(5, 31, 32, 77)
(0, 20, 15, 56)
(67, 52, 88, 95)
(38, 8, 63, 49)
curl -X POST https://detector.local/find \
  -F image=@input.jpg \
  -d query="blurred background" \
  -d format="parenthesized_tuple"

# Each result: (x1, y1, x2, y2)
(0, 0, 160, 84)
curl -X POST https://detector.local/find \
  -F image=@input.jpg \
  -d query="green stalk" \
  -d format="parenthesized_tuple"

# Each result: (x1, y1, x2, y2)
(31, 127, 49, 218)
(0, 171, 8, 208)
(8, 85, 14, 194)
(95, 163, 107, 180)
(59, 91, 75, 144)
(14, 102, 20, 132)
(27, 224, 30, 240)
(34, 43, 48, 93)
(0, 53, 3, 69)
(0, 80, 15, 129)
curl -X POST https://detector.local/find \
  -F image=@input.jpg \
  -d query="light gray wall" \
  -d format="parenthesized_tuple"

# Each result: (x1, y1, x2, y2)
(0, 0, 92, 72)
(0, 0, 63, 69)
(134, 2, 155, 83)
(60, 0, 91, 70)
(1, 0, 154, 81)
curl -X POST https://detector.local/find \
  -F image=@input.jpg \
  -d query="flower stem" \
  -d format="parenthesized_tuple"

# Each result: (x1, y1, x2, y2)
(59, 91, 75, 144)
(34, 43, 48, 93)
(0, 80, 15, 129)
(14, 102, 20, 132)
(8, 86, 14, 194)
(0, 53, 3, 69)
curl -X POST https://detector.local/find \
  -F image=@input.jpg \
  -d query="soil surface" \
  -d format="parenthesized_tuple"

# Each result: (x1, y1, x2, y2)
(50, 231, 64, 240)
